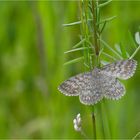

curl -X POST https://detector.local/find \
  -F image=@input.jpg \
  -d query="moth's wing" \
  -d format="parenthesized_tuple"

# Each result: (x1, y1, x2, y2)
(101, 74, 126, 100)
(79, 81, 103, 105)
(58, 72, 92, 96)
(101, 59, 137, 80)
(79, 69, 103, 105)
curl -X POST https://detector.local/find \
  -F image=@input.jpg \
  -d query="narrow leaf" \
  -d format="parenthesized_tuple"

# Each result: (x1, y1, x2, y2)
(99, 47, 104, 56)
(84, 62, 90, 68)
(132, 131, 140, 140)
(63, 57, 84, 66)
(100, 21, 106, 34)
(63, 19, 93, 27)
(98, 0, 112, 8)
(114, 44, 122, 54)
(86, 40, 94, 47)
(97, 16, 117, 25)
(135, 32, 140, 45)
(64, 47, 90, 54)
(72, 38, 86, 48)
(63, 21, 81, 26)
(102, 52, 117, 61)
(130, 45, 140, 59)
(101, 60, 110, 65)
(100, 39, 123, 59)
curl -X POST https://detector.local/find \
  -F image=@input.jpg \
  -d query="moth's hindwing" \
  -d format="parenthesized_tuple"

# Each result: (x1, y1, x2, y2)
(101, 73, 126, 100)
(79, 68, 103, 105)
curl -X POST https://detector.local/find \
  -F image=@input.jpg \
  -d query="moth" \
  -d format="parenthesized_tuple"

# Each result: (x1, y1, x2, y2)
(58, 59, 137, 105)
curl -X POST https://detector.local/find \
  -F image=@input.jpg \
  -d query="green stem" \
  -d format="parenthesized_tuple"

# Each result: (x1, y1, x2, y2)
(92, 1, 111, 139)
(91, 1, 102, 139)
(91, 1, 99, 139)
(92, 113, 96, 139)
(101, 99, 111, 139)
(92, 0, 99, 57)
(80, 0, 91, 70)
(94, 103, 105, 139)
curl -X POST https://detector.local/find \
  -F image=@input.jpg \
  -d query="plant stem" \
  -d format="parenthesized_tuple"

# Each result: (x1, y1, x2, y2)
(92, 113, 96, 139)
(92, 1, 111, 139)
(80, 0, 91, 70)
(92, 1, 99, 57)
(94, 103, 105, 139)
(101, 99, 111, 139)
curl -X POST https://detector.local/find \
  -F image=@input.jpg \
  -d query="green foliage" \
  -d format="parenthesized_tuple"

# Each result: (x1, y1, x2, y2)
(0, 0, 140, 139)
(63, 1, 140, 67)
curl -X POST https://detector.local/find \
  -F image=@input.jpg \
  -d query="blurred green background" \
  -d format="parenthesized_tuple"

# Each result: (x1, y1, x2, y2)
(0, 1, 140, 139)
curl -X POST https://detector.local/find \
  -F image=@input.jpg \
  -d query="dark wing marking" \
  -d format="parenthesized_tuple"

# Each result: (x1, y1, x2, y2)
(79, 68, 103, 105)
(101, 59, 137, 80)
(101, 73, 125, 100)
(58, 72, 92, 96)
(79, 80, 103, 105)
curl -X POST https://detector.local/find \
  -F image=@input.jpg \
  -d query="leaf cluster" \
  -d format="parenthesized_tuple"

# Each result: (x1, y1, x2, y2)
(63, 0, 140, 69)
